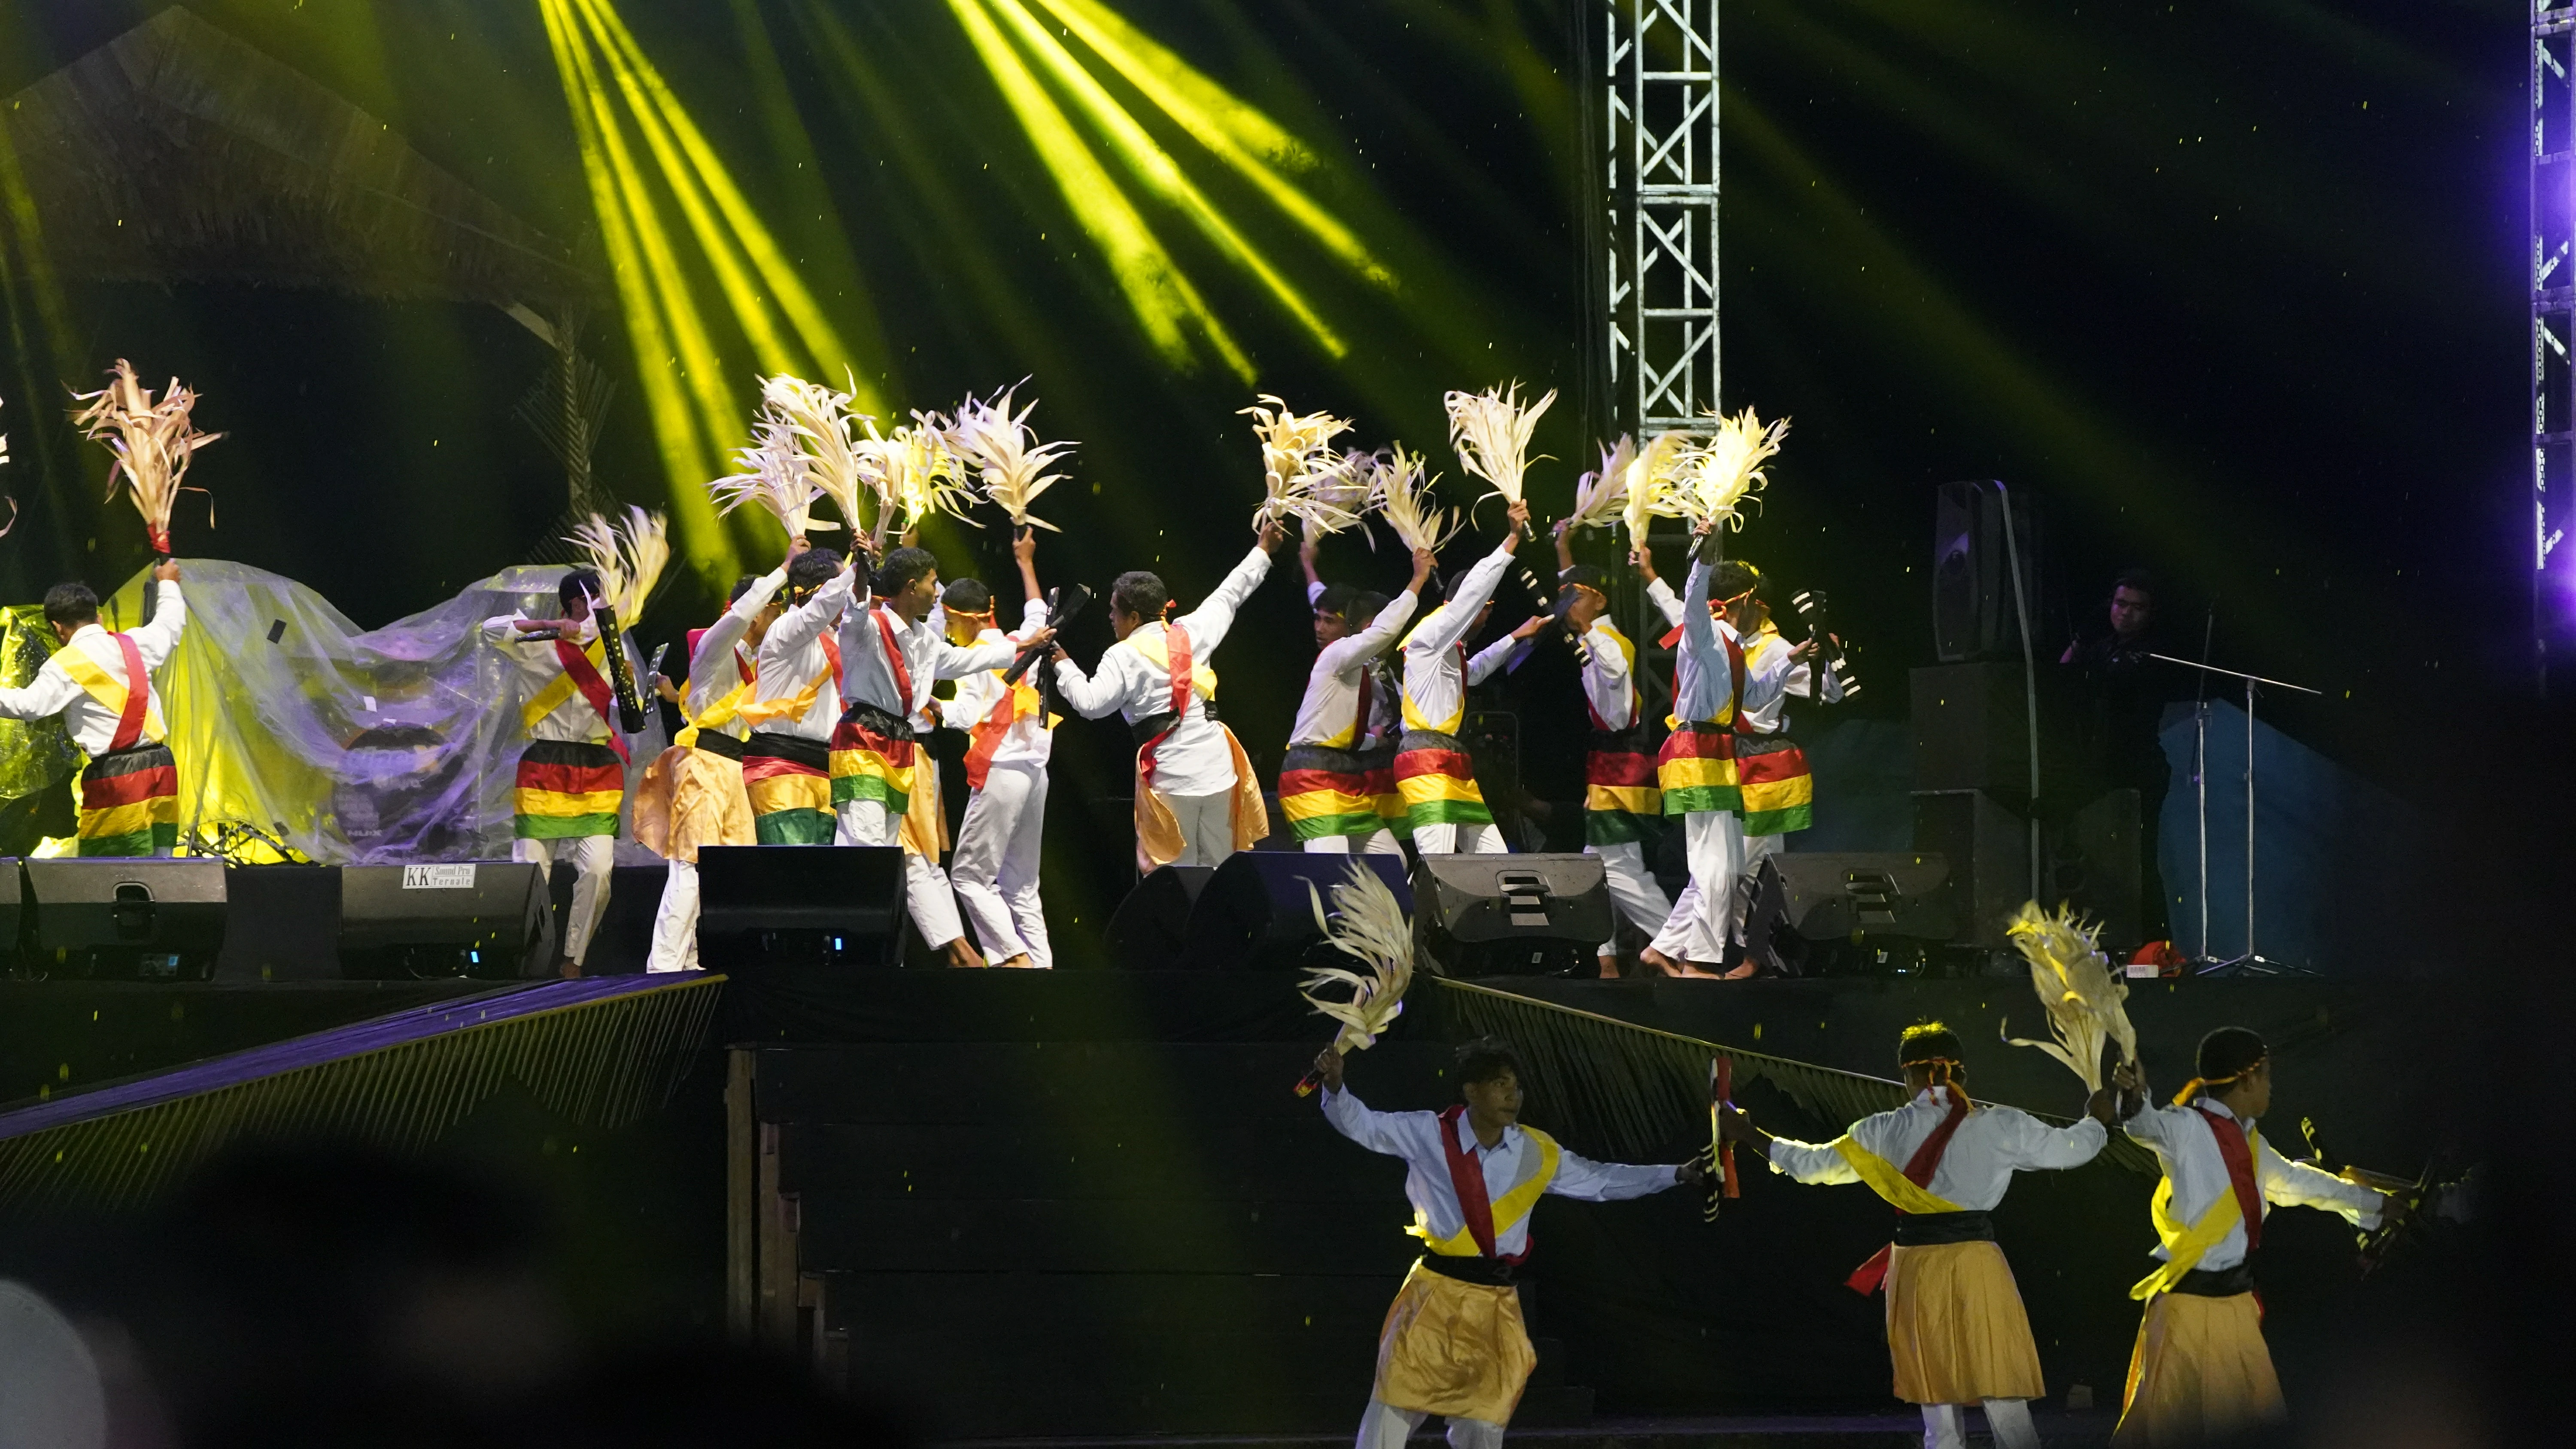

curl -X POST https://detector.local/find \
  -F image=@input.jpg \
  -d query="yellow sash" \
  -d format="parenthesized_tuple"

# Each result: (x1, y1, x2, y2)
(737, 660, 834, 730)
(56, 643, 166, 744)
(1126, 627, 1218, 700)
(2128, 1124, 2260, 1300)
(675, 678, 754, 750)
(1831, 1136, 1969, 1216)
(520, 637, 609, 734)
(1411, 1126, 1563, 1257)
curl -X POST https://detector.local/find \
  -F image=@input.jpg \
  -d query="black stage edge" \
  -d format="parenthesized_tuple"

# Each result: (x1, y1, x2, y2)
(721, 970, 2472, 1439)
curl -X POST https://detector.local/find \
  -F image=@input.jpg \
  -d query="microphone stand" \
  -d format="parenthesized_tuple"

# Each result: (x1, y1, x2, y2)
(2145, 652, 2322, 976)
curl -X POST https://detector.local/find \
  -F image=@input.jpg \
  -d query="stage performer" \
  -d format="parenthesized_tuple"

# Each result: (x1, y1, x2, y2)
(1283, 546, 1436, 854)
(936, 531, 1057, 969)
(1725, 593, 1841, 948)
(1395, 498, 1531, 854)
(837, 546, 1038, 970)
(1051, 519, 1288, 873)
(738, 546, 860, 845)
(2110, 1028, 2397, 1447)
(1316, 1036, 1702, 1449)
(637, 549, 795, 973)
(483, 567, 637, 977)
(1645, 533, 1802, 976)
(0, 564, 188, 857)
(1546, 523, 1667, 976)
(1720, 1023, 2117, 1449)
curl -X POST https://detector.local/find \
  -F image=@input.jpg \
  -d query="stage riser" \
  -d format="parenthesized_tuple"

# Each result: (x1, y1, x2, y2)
(775, 1122, 1404, 1200)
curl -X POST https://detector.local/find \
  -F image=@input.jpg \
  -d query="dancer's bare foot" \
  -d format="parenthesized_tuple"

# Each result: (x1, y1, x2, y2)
(994, 953, 1036, 970)
(944, 939, 989, 969)
(1643, 946, 1724, 980)
(1718, 961, 1760, 980)
(1596, 953, 1622, 979)
(557, 957, 581, 980)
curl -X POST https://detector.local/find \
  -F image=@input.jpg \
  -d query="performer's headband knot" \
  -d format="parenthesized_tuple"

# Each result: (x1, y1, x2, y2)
(2173, 1055, 2267, 1106)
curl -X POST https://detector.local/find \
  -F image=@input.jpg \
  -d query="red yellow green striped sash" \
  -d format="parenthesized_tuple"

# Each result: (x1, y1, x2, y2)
(513, 740, 623, 840)
(1394, 732, 1490, 830)
(77, 743, 179, 855)
(744, 735, 834, 844)
(1279, 743, 1396, 842)
(829, 708, 918, 814)
(1658, 723, 1739, 815)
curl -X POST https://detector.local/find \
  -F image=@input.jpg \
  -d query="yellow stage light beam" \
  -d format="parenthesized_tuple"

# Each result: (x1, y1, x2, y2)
(572, 0, 880, 412)
(987, 0, 1341, 358)
(569, 0, 805, 382)
(539, 0, 738, 582)
(1027, 0, 1388, 287)
(947, 0, 1250, 380)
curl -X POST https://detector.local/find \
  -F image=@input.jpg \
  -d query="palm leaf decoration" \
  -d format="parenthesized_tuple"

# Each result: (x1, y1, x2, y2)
(859, 412, 978, 548)
(709, 419, 827, 542)
(759, 373, 877, 540)
(564, 506, 671, 622)
(1239, 393, 1355, 530)
(1623, 430, 1692, 549)
(70, 358, 223, 555)
(1563, 435, 1635, 533)
(1300, 863, 1423, 1058)
(2001, 901, 2139, 1094)
(1298, 450, 1382, 545)
(952, 385, 1074, 533)
(1670, 407, 1787, 534)
(1443, 382, 1555, 509)
(1366, 445, 1461, 555)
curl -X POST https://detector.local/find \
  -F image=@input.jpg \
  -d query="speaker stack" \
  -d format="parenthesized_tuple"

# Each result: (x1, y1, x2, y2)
(695, 845, 908, 970)
(21, 858, 228, 981)
(1410, 853, 1612, 978)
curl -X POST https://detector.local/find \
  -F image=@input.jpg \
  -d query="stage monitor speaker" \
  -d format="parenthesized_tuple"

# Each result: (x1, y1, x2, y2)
(339, 862, 553, 979)
(25, 858, 226, 981)
(1102, 864, 1215, 970)
(1932, 479, 2044, 663)
(1412, 853, 1612, 978)
(1911, 790, 2029, 948)
(1739, 852, 1956, 977)
(697, 845, 906, 969)
(2044, 787, 2144, 952)
(1178, 854, 1412, 971)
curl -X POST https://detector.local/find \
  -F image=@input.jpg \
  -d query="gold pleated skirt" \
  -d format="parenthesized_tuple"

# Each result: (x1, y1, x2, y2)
(2113, 1290, 2285, 1447)
(1884, 1240, 2047, 1406)
(1371, 1261, 1537, 1426)
(634, 746, 753, 865)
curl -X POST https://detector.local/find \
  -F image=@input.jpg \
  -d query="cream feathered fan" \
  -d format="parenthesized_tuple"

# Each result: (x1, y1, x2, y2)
(1367, 445, 1462, 555)
(1443, 382, 1555, 510)
(71, 359, 223, 555)
(1298, 449, 1381, 544)
(565, 506, 672, 623)
(859, 412, 978, 548)
(952, 386, 1075, 533)
(1562, 435, 1636, 534)
(710, 420, 828, 541)
(1670, 407, 1787, 533)
(2000, 901, 2138, 1094)
(1623, 430, 1692, 549)
(1239, 394, 1355, 530)
(759, 373, 877, 540)
(1292, 862, 1428, 1093)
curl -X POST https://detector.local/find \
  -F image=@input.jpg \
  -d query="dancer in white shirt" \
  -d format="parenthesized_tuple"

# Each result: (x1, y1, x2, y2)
(1316, 1037, 1701, 1449)
(938, 531, 1056, 968)
(1395, 499, 1529, 854)
(1051, 520, 1288, 871)
(1281, 545, 1434, 854)
(0, 564, 187, 860)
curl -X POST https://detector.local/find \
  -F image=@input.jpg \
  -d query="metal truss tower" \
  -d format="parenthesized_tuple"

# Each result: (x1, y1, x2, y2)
(2535, 6, 2576, 691)
(1606, 0, 1721, 436)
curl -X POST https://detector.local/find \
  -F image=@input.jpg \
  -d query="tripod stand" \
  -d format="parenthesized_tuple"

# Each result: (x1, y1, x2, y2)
(2147, 653, 2321, 976)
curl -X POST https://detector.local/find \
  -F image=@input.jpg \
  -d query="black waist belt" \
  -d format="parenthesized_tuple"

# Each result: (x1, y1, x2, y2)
(691, 732, 746, 762)
(840, 701, 915, 742)
(1893, 1210, 1996, 1247)
(1417, 1253, 1521, 1287)
(743, 731, 830, 771)
(2169, 1261, 2257, 1297)
(1132, 700, 1217, 747)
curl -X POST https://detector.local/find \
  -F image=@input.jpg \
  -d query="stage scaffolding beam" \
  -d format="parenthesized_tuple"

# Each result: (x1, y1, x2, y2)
(1606, 0, 1721, 436)
(2535, 6, 2576, 693)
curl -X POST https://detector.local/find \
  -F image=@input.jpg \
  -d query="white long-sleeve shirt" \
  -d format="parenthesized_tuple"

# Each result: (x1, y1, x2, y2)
(840, 599, 1017, 723)
(1738, 623, 1843, 734)
(1577, 618, 1642, 731)
(1400, 543, 1516, 735)
(1766, 1086, 2107, 1211)
(1668, 559, 1798, 727)
(1322, 1086, 1683, 1258)
(2122, 1096, 2383, 1273)
(937, 598, 1054, 770)
(1291, 588, 1421, 748)
(480, 607, 622, 745)
(1054, 546, 1273, 797)
(0, 583, 188, 755)
(684, 567, 787, 741)
(748, 564, 859, 743)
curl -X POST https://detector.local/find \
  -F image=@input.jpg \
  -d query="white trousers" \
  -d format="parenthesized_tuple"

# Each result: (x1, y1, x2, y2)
(951, 763, 1051, 967)
(1356, 1398, 1503, 1449)
(1303, 829, 1403, 856)
(1921, 1399, 2038, 1449)
(514, 834, 614, 967)
(1160, 789, 1239, 868)
(646, 858, 698, 973)
(837, 798, 968, 951)
(1648, 810, 1744, 964)
(1732, 830, 1783, 944)
(1410, 822, 1505, 855)
(1588, 839, 1672, 955)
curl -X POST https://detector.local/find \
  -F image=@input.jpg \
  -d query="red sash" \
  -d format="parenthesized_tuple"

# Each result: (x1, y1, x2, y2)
(964, 685, 1021, 791)
(871, 607, 917, 715)
(2193, 1106, 2265, 1255)
(1140, 623, 1194, 786)
(1846, 1087, 1973, 1295)
(108, 632, 151, 754)
(1351, 666, 1373, 747)
(552, 638, 630, 764)
(1436, 1103, 1522, 1263)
